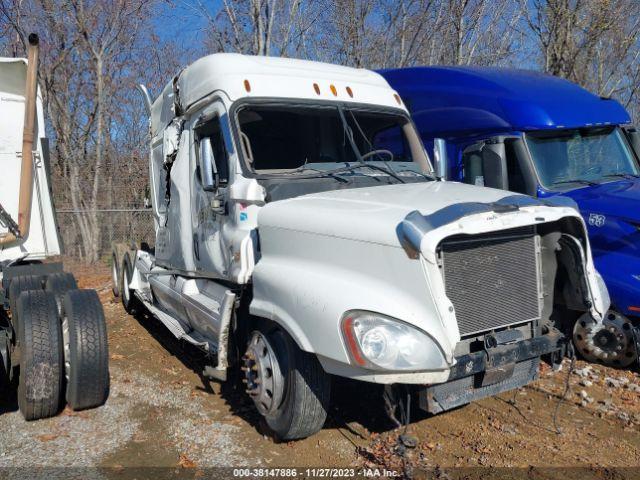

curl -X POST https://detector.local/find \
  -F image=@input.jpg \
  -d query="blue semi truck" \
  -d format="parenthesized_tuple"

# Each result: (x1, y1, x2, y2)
(382, 66, 640, 368)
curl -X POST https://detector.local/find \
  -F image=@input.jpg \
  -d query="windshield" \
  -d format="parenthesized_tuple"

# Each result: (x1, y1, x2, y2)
(235, 103, 431, 179)
(526, 127, 639, 188)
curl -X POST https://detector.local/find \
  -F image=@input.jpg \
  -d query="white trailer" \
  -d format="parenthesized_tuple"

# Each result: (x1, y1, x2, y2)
(0, 35, 109, 420)
(116, 53, 610, 439)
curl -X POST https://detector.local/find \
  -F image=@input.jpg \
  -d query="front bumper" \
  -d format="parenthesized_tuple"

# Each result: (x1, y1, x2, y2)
(419, 330, 564, 414)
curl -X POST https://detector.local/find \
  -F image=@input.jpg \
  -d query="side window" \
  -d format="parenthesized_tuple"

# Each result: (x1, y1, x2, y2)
(505, 141, 527, 194)
(196, 116, 229, 187)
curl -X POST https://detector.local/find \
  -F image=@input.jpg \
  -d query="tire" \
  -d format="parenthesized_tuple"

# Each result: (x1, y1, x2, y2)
(244, 327, 331, 440)
(120, 253, 142, 315)
(9, 275, 43, 333)
(62, 289, 109, 410)
(16, 290, 63, 420)
(111, 253, 120, 297)
(44, 272, 78, 316)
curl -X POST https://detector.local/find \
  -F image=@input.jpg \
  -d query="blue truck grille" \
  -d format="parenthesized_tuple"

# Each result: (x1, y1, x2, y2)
(439, 226, 541, 336)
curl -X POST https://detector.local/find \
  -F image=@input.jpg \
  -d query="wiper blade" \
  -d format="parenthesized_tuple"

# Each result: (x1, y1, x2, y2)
(284, 166, 351, 183)
(394, 169, 436, 180)
(552, 179, 599, 187)
(601, 173, 640, 180)
(327, 163, 406, 183)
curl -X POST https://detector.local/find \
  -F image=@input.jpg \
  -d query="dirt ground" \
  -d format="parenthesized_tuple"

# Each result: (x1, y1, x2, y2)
(1, 263, 639, 479)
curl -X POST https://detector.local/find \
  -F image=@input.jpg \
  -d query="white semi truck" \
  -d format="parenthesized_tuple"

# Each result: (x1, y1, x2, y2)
(0, 35, 109, 420)
(114, 53, 610, 440)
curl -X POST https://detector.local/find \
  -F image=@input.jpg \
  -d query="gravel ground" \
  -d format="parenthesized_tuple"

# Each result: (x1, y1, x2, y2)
(0, 264, 639, 479)
(0, 367, 249, 469)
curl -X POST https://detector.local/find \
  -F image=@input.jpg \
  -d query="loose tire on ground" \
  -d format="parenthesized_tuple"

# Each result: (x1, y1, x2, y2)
(44, 272, 78, 316)
(8, 275, 43, 334)
(62, 289, 109, 410)
(243, 327, 331, 440)
(111, 253, 120, 297)
(16, 290, 63, 420)
(120, 253, 142, 315)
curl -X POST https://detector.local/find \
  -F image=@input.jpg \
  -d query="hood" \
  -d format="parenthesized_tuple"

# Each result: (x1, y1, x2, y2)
(558, 179, 640, 223)
(258, 181, 570, 247)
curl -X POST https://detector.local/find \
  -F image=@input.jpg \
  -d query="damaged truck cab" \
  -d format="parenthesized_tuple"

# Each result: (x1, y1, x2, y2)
(118, 54, 609, 440)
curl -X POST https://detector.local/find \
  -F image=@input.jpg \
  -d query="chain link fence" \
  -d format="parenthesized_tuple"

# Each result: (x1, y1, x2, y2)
(56, 209, 155, 261)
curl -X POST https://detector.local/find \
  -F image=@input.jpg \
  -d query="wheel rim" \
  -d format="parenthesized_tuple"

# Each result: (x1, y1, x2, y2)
(573, 310, 637, 367)
(123, 267, 130, 304)
(242, 331, 285, 416)
(62, 316, 70, 384)
(112, 258, 119, 291)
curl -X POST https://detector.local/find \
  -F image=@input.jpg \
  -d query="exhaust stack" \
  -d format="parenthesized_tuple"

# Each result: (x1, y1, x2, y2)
(0, 33, 40, 246)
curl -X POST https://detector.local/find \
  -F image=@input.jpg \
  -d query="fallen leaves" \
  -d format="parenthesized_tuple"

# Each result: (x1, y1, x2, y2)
(178, 453, 197, 468)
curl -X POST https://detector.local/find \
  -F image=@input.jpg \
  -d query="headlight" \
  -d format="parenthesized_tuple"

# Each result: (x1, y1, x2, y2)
(341, 310, 446, 371)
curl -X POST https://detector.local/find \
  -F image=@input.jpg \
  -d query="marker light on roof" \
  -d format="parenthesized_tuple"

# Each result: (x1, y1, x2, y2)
(346, 86, 353, 98)
(330, 84, 337, 96)
(313, 83, 320, 95)
(394, 93, 402, 105)
(244, 79, 251, 92)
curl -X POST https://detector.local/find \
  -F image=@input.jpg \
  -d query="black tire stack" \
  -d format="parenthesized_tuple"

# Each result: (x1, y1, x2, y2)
(7, 270, 109, 420)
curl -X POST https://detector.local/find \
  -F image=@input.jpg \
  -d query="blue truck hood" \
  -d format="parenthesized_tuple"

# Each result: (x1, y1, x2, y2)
(552, 179, 640, 223)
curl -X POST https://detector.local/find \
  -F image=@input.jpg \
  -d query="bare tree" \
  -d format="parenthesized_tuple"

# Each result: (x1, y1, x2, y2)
(525, 0, 640, 96)
(0, 0, 161, 261)
(194, 0, 321, 57)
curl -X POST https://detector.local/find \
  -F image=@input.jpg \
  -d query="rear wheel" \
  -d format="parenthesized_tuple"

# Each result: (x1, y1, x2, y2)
(242, 327, 331, 440)
(62, 289, 109, 410)
(9, 275, 43, 338)
(111, 253, 120, 297)
(120, 253, 142, 315)
(16, 290, 63, 420)
(44, 272, 77, 316)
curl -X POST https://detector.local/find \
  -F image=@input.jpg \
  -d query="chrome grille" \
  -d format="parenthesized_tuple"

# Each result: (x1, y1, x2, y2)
(439, 226, 541, 336)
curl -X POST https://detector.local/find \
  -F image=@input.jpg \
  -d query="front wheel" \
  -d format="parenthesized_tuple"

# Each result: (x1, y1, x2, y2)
(242, 328, 331, 440)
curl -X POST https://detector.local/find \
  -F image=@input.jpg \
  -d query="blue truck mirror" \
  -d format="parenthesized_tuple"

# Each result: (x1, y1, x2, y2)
(624, 126, 640, 159)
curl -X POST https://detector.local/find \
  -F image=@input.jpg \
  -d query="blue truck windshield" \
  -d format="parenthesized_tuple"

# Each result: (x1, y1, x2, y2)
(526, 127, 639, 188)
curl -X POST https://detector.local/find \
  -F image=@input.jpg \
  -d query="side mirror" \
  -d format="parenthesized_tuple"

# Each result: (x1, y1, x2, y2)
(198, 137, 218, 192)
(624, 126, 640, 159)
(481, 139, 508, 190)
(433, 138, 448, 180)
